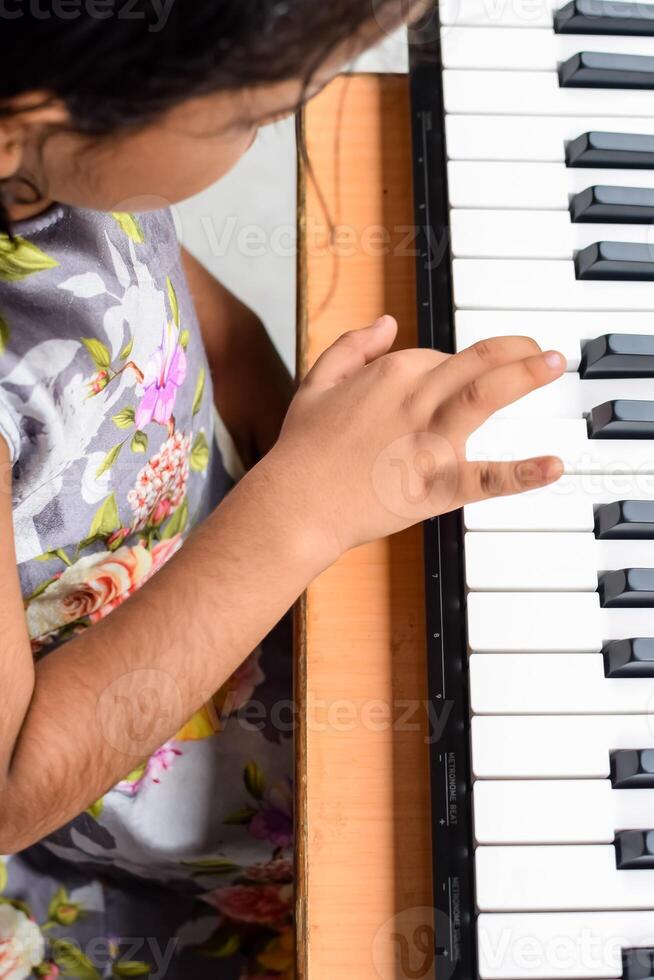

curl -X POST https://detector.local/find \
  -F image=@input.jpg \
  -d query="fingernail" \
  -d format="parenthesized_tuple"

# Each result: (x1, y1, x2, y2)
(543, 350, 565, 370)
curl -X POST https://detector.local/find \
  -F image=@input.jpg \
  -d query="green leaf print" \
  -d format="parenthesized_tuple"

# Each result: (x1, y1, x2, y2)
(195, 927, 241, 959)
(112, 406, 135, 430)
(223, 806, 257, 826)
(166, 276, 180, 327)
(244, 760, 266, 800)
(0, 860, 7, 894)
(130, 430, 148, 454)
(86, 797, 104, 820)
(89, 493, 121, 538)
(161, 497, 188, 539)
(112, 962, 151, 978)
(0, 311, 9, 354)
(0, 235, 58, 282)
(81, 337, 112, 371)
(179, 329, 190, 350)
(119, 336, 134, 360)
(190, 431, 209, 472)
(111, 212, 145, 244)
(26, 575, 60, 601)
(95, 441, 126, 479)
(47, 886, 68, 920)
(52, 939, 101, 980)
(192, 367, 205, 417)
(181, 857, 241, 876)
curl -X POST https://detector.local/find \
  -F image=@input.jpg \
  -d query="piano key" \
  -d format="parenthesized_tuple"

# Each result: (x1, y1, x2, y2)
(448, 161, 654, 210)
(615, 830, 654, 870)
(624, 948, 654, 980)
(478, 910, 654, 978)
(597, 500, 654, 537)
(469, 652, 654, 712)
(445, 113, 654, 161)
(611, 748, 654, 787)
(475, 844, 654, 911)
(440, 0, 571, 28)
(450, 209, 654, 259)
(571, 185, 654, 222)
(598, 568, 654, 607)
(465, 474, 654, 531)
(474, 780, 654, 844)
(455, 310, 654, 370)
(493, 378, 654, 421)
(471, 714, 654, 778)
(465, 532, 654, 591)
(589, 400, 654, 437)
(443, 69, 654, 116)
(441, 27, 654, 71)
(577, 243, 654, 281)
(555, 0, 654, 35)
(581, 336, 654, 379)
(568, 131, 654, 168)
(468, 591, 654, 650)
(453, 258, 654, 310)
(605, 638, 654, 675)
(560, 52, 654, 89)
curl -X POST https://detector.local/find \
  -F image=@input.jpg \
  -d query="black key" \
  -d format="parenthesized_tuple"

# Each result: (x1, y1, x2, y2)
(555, 0, 654, 36)
(571, 185, 654, 223)
(615, 829, 654, 869)
(576, 242, 654, 281)
(560, 52, 654, 89)
(567, 132, 654, 169)
(604, 638, 654, 676)
(588, 400, 654, 438)
(598, 568, 654, 607)
(596, 501, 654, 538)
(580, 335, 654, 379)
(623, 948, 654, 980)
(611, 748, 654, 786)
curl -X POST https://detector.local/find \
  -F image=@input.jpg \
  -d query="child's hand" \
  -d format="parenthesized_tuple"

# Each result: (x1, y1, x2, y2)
(270, 315, 565, 562)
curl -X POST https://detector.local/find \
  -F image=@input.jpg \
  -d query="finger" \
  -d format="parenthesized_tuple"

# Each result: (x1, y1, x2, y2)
(436, 350, 565, 442)
(303, 316, 398, 391)
(456, 456, 564, 507)
(429, 335, 543, 400)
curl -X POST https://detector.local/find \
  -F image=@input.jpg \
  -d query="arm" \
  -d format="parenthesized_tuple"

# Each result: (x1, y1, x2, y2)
(0, 320, 565, 851)
(181, 247, 294, 468)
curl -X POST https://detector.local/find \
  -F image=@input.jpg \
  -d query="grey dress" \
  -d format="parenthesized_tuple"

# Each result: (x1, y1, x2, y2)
(0, 206, 294, 980)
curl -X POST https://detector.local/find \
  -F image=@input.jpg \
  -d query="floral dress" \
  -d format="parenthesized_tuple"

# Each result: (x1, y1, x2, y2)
(0, 206, 294, 980)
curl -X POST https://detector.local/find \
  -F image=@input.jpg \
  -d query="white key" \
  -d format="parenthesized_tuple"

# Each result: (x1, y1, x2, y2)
(444, 70, 654, 118)
(474, 779, 654, 843)
(468, 592, 654, 651)
(478, 910, 654, 978)
(454, 259, 654, 311)
(440, 0, 563, 28)
(472, 714, 654, 777)
(496, 375, 654, 420)
(465, 473, 654, 531)
(442, 27, 654, 71)
(455, 310, 654, 371)
(476, 845, 654, 911)
(465, 533, 654, 590)
(448, 161, 654, 210)
(446, 114, 654, 161)
(467, 419, 654, 474)
(470, 653, 654, 713)
(452, 210, 654, 259)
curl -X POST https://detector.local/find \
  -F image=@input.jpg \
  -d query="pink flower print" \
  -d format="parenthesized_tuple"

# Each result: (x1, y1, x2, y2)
(87, 369, 109, 398)
(135, 321, 187, 429)
(205, 885, 291, 926)
(244, 858, 294, 885)
(115, 742, 182, 797)
(127, 431, 191, 531)
(249, 779, 294, 849)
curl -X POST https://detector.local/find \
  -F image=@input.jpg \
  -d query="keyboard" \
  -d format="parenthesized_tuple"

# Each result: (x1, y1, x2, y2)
(409, 2, 654, 977)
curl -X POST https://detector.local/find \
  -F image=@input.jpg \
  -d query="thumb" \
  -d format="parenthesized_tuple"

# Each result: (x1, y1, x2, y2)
(303, 315, 398, 391)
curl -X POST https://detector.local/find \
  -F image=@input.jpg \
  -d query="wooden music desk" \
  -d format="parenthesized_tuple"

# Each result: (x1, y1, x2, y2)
(296, 74, 434, 980)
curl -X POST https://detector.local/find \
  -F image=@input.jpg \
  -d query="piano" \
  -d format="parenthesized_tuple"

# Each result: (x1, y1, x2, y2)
(409, 2, 654, 977)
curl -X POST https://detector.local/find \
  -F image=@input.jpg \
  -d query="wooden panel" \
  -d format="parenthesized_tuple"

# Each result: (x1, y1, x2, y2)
(296, 74, 434, 980)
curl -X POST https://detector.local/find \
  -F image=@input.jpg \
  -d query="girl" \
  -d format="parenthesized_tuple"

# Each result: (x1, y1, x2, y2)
(0, 3, 566, 978)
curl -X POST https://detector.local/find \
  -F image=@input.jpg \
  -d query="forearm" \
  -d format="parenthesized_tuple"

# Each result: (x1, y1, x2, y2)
(2, 454, 323, 851)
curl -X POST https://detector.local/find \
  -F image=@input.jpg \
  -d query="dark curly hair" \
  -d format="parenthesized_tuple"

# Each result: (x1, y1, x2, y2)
(0, 0, 404, 230)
